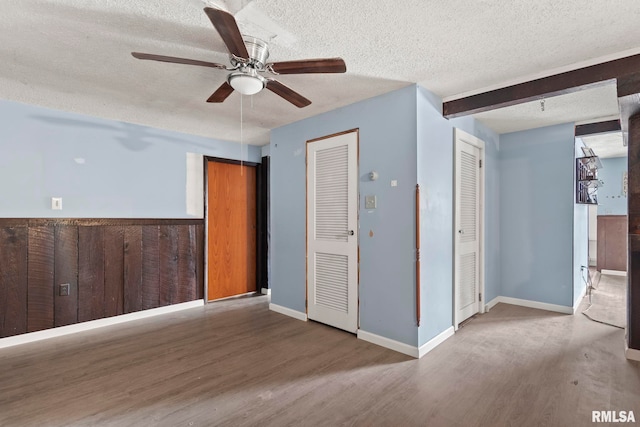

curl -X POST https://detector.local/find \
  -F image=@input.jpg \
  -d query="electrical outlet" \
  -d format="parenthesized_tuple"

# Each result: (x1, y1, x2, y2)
(59, 283, 70, 296)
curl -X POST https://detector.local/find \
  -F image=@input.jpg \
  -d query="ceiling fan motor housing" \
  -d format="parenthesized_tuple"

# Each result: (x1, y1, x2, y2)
(234, 36, 269, 70)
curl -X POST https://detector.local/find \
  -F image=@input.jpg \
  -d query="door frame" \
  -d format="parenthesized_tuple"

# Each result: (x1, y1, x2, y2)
(453, 128, 485, 330)
(203, 156, 262, 302)
(305, 128, 360, 330)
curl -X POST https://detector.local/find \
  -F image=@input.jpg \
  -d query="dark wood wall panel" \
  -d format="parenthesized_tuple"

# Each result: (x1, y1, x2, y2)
(142, 226, 160, 310)
(0, 227, 28, 337)
(195, 224, 205, 301)
(27, 227, 55, 332)
(178, 225, 197, 303)
(0, 219, 204, 339)
(54, 226, 78, 327)
(159, 225, 179, 306)
(597, 215, 628, 272)
(78, 227, 106, 322)
(104, 226, 124, 318)
(123, 226, 143, 314)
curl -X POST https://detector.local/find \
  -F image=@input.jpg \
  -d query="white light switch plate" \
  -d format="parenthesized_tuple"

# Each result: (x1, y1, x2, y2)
(51, 197, 62, 210)
(391, 180, 398, 187)
(365, 195, 377, 209)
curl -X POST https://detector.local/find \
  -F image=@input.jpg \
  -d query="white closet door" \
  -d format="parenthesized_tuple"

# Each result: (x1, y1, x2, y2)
(307, 130, 358, 333)
(455, 129, 482, 327)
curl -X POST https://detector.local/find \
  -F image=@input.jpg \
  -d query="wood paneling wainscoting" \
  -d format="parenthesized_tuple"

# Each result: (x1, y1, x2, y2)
(0, 219, 204, 338)
(596, 215, 627, 272)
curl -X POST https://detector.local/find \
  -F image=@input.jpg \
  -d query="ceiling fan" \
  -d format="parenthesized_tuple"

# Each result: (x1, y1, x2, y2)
(132, 7, 346, 108)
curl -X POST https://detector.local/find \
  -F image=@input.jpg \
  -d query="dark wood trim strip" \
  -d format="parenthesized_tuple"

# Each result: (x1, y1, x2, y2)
(415, 184, 421, 327)
(0, 218, 204, 227)
(256, 156, 269, 291)
(575, 120, 621, 137)
(204, 155, 259, 167)
(627, 113, 640, 350)
(617, 72, 640, 98)
(443, 54, 640, 118)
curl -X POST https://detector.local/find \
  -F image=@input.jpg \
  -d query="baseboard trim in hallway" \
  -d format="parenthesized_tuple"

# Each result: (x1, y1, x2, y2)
(357, 326, 454, 358)
(418, 326, 455, 358)
(0, 300, 204, 350)
(626, 344, 640, 362)
(269, 303, 308, 321)
(485, 296, 573, 315)
(602, 269, 627, 277)
(573, 284, 588, 314)
(357, 330, 418, 358)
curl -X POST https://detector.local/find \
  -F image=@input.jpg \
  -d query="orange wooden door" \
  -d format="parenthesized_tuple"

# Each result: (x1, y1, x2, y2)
(207, 161, 257, 301)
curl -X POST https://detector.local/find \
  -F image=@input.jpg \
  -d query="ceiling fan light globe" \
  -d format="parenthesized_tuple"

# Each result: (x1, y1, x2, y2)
(229, 74, 264, 95)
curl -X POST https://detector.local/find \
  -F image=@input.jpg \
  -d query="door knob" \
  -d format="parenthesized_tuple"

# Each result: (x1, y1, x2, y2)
(348, 230, 354, 236)
(458, 229, 464, 234)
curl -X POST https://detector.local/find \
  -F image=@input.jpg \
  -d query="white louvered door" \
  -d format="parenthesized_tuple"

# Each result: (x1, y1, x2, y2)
(454, 129, 483, 328)
(307, 130, 358, 333)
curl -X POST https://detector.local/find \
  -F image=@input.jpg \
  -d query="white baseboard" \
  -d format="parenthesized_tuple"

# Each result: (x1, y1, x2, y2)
(418, 326, 455, 358)
(626, 344, 640, 362)
(357, 329, 419, 358)
(261, 288, 271, 296)
(269, 303, 307, 321)
(0, 300, 204, 350)
(573, 284, 588, 314)
(485, 296, 501, 312)
(486, 296, 573, 315)
(602, 269, 627, 277)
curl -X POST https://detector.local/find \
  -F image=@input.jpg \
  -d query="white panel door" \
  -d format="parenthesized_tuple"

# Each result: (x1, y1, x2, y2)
(307, 130, 358, 333)
(454, 129, 483, 328)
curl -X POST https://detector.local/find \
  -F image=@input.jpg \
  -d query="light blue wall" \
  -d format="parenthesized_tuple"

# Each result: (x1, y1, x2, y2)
(0, 99, 260, 218)
(500, 123, 575, 307)
(598, 156, 628, 215)
(574, 139, 589, 306)
(416, 87, 500, 346)
(270, 85, 418, 345)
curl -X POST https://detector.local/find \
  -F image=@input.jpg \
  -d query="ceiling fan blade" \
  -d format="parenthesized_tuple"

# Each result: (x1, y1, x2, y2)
(266, 80, 311, 108)
(207, 82, 235, 103)
(267, 58, 346, 74)
(204, 7, 249, 60)
(131, 52, 227, 69)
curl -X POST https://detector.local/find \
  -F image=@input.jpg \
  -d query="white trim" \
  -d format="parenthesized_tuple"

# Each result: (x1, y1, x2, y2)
(485, 296, 501, 312)
(186, 152, 204, 217)
(357, 329, 418, 358)
(418, 326, 455, 358)
(0, 300, 204, 350)
(261, 287, 271, 296)
(573, 283, 588, 314)
(269, 303, 308, 321)
(625, 344, 640, 362)
(601, 269, 627, 277)
(453, 128, 485, 329)
(489, 296, 573, 314)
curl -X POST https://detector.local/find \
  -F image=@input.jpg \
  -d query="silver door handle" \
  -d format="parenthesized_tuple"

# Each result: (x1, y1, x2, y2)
(458, 229, 464, 234)
(348, 230, 354, 236)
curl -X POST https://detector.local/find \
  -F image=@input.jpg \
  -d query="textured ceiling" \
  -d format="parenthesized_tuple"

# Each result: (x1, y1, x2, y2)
(1, 1, 640, 145)
(581, 132, 627, 159)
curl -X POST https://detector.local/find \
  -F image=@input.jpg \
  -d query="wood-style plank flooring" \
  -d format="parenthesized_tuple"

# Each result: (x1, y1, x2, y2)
(0, 295, 639, 426)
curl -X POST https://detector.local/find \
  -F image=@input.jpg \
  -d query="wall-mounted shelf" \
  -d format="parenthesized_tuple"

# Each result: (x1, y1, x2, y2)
(576, 155, 602, 204)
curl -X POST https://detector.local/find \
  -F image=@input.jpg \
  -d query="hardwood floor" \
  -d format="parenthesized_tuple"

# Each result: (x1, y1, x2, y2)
(0, 295, 639, 426)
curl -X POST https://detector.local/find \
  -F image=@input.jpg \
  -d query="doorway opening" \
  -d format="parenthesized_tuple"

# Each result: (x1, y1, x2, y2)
(205, 158, 259, 301)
